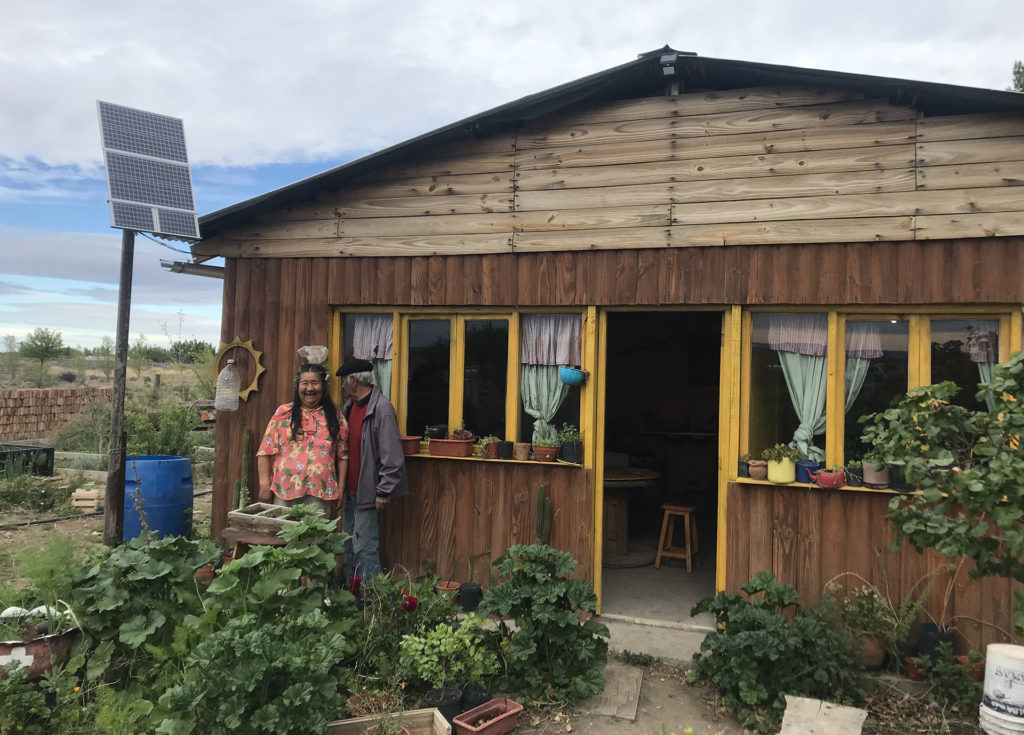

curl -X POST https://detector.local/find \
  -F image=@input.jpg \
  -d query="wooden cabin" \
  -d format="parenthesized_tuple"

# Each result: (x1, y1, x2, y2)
(195, 48, 1024, 650)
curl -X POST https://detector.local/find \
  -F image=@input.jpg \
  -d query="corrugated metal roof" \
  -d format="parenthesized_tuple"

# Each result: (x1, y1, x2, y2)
(197, 47, 1024, 242)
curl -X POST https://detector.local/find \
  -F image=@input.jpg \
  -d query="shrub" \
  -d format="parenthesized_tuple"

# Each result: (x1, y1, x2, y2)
(913, 642, 983, 715)
(400, 614, 498, 689)
(689, 571, 867, 733)
(478, 543, 608, 703)
(124, 400, 200, 461)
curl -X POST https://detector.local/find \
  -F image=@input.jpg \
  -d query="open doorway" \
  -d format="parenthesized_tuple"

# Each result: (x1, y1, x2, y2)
(600, 311, 721, 626)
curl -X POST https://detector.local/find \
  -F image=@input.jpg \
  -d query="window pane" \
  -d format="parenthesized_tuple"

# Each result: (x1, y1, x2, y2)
(518, 313, 582, 442)
(931, 319, 999, 412)
(844, 320, 908, 461)
(406, 320, 450, 436)
(343, 313, 393, 395)
(748, 313, 827, 458)
(463, 320, 508, 438)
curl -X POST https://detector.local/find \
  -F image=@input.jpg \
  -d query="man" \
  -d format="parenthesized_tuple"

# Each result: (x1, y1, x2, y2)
(336, 357, 409, 582)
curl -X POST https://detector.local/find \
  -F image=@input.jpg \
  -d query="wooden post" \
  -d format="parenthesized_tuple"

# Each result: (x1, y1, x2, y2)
(104, 228, 135, 547)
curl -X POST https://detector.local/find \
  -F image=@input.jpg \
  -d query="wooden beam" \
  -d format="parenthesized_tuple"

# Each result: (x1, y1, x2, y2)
(917, 136, 1024, 166)
(917, 160, 1024, 190)
(917, 113, 1024, 142)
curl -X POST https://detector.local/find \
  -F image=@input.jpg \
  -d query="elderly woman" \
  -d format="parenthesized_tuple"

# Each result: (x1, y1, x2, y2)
(257, 363, 348, 517)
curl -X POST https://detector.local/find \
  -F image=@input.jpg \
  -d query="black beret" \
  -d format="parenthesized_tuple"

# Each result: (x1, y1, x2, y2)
(336, 358, 373, 376)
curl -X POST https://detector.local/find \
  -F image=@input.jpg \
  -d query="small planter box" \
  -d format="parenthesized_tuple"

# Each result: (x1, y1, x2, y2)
(452, 698, 523, 735)
(227, 502, 301, 534)
(0, 630, 77, 681)
(328, 707, 450, 735)
(0, 443, 54, 477)
(428, 439, 475, 457)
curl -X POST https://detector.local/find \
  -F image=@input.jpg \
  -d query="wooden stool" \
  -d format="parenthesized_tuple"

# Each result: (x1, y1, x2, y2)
(655, 504, 700, 571)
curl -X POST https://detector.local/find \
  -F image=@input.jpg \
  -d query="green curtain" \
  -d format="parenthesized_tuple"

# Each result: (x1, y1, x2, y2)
(372, 359, 392, 401)
(844, 357, 870, 414)
(778, 351, 828, 462)
(978, 362, 998, 412)
(520, 364, 568, 442)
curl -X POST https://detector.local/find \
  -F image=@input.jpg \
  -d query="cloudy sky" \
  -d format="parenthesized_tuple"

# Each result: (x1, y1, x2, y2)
(1, 0, 1021, 349)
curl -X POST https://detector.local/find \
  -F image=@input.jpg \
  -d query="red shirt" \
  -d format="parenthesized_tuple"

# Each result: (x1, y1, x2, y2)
(346, 400, 367, 495)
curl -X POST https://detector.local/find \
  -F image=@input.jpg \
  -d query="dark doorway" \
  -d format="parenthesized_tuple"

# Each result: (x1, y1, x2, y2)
(601, 311, 721, 626)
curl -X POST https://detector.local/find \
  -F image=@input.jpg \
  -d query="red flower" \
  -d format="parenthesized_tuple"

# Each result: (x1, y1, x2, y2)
(347, 575, 362, 598)
(402, 595, 418, 612)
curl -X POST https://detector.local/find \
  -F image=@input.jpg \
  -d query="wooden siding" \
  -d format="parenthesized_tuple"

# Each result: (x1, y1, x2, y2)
(725, 482, 1022, 651)
(381, 459, 592, 583)
(196, 87, 1024, 260)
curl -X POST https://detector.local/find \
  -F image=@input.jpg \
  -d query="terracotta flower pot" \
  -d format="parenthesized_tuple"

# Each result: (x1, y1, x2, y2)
(904, 656, 925, 681)
(956, 654, 985, 681)
(453, 697, 524, 735)
(435, 580, 460, 604)
(401, 436, 422, 455)
(484, 442, 499, 459)
(193, 564, 216, 584)
(862, 634, 885, 668)
(532, 445, 559, 462)
(747, 459, 768, 480)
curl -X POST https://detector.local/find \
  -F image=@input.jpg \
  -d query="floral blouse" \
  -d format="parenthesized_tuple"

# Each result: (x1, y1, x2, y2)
(257, 403, 348, 501)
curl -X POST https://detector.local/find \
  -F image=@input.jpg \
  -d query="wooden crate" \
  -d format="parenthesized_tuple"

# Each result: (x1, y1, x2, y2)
(226, 502, 301, 534)
(71, 486, 103, 511)
(327, 707, 450, 735)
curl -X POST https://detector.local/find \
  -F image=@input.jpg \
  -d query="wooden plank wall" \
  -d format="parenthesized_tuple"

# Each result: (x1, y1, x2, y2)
(725, 482, 1022, 652)
(197, 86, 1024, 260)
(382, 460, 592, 584)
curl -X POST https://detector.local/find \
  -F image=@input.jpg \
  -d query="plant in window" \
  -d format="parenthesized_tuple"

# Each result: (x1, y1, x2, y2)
(860, 351, 1024, 634)
(556, 423, 581, 444)
(532, 436, 560, 447)
(761, 444, 799, 462)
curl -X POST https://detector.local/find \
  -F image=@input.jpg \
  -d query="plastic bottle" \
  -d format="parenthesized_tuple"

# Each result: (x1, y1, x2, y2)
(214, 358, 240, 411)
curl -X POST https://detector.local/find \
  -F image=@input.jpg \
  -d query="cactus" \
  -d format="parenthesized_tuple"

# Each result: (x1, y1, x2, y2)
(235, 427, 252, 509)
(535, 484, 551, 545)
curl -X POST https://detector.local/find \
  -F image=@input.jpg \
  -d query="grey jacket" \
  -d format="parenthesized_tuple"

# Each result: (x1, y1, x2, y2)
(344, 387, 409, 510)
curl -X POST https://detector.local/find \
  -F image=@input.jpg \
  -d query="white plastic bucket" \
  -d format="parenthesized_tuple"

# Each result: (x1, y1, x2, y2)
(980, 644, 1024, 734)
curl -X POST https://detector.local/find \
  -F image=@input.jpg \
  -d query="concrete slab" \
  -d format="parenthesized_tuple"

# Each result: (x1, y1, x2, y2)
(600, 616, 711, 669)
(779, 696, 867, 734)
(576, 659, 644, 720)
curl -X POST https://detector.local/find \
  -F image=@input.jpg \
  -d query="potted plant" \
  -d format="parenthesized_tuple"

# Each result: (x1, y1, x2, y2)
(761, 444, 799, 483)
(452, 697, 524, 735)
(845, 459, 863, 487)
(511, 442, 530, 461)
(828, 582, 898, 668)
(747, 457, 768, 480)
(557, 423, 582, 464)
(531, 436, 560, 462)
(458, 554, 487, 613)
(807, 465, 846, 489)
(429, 427, 476, 457)
(860, 452, 890, 488)
(478, 435, 500, 460)
(496, 440, 513, 460)
(400, 614, 499, 725)
(738, 453, 751, 478)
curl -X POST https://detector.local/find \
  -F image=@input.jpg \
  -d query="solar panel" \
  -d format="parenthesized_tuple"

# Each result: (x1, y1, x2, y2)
(97, 101, 199, 240)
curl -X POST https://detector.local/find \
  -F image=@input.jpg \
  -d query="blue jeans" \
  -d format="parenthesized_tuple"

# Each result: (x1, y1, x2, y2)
(342, 493, 382, 582)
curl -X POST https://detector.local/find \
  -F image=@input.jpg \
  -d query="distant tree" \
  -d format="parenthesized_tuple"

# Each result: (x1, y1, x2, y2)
(95, 336, 115, 381)
(1012, 60, 1024, 92)
(73, 348, 89, 385)
(19, 328, 64, 386)
(2, 335, 19, 382)
(128, 334, 149, 379)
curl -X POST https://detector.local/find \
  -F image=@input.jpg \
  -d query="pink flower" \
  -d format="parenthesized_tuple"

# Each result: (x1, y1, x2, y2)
(402, 595, 418, 612)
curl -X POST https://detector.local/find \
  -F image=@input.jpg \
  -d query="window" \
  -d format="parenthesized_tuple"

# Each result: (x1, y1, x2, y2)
(406, 319, 451, 437)
(930, 319, 999, 412)
(843, 320, 908, 461)
(464, 319, 508, 438)
(343, 313, 394, 397)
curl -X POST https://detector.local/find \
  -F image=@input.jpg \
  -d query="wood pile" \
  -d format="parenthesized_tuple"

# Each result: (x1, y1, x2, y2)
(0, 387, 112, 441)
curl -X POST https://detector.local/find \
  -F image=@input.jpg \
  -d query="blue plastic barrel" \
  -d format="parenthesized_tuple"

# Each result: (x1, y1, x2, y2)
(123, 455, 194, 540)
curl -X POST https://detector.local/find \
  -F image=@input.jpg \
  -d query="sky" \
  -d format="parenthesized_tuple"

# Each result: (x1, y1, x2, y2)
(1, 0, 1022, 349)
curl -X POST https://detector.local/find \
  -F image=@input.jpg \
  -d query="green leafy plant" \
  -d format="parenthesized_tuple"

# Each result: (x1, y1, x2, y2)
(913, 642, 983, 715)
(124, 399, 200, 462)
(478, 543, 609, 703)
(531, 436, 560, 447)
(0, 663, 49, 735)
(860, 352, 1024, 634)
(689, 571, 867, 733)
(761, 444, 799, 462)
(399, 614, 498, 689)
(155, 612, 350, 735)
(556, 423, 581, 444)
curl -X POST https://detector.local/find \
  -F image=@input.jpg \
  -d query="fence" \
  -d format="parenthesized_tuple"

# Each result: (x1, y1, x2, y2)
(0, 387, 112, 441)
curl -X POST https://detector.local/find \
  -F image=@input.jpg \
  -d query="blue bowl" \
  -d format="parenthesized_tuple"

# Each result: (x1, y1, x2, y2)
(559, 366, 588, 386)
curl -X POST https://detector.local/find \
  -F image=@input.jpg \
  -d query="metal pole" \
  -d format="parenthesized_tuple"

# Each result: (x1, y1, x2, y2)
(104, 228, 135, 546)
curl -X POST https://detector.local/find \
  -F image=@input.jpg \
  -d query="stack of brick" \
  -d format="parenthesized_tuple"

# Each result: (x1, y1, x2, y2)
(0, 386, 112, 441)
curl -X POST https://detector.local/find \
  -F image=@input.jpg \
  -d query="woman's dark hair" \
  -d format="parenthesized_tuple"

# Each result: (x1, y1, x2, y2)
(289, 363, 341, 444)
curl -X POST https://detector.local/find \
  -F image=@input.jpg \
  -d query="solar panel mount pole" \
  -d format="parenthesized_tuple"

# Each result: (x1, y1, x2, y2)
(104, 228, 135, 546)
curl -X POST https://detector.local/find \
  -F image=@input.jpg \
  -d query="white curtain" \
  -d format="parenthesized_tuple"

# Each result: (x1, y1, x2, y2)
(520, 314, 581, 442)
(770, 314, 828, 462)
(352, 314, 394, 397)
(845, 322, 882, 413)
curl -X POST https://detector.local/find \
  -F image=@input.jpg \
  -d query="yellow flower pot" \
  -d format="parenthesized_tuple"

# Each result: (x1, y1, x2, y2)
(767, 458, 796, 484)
